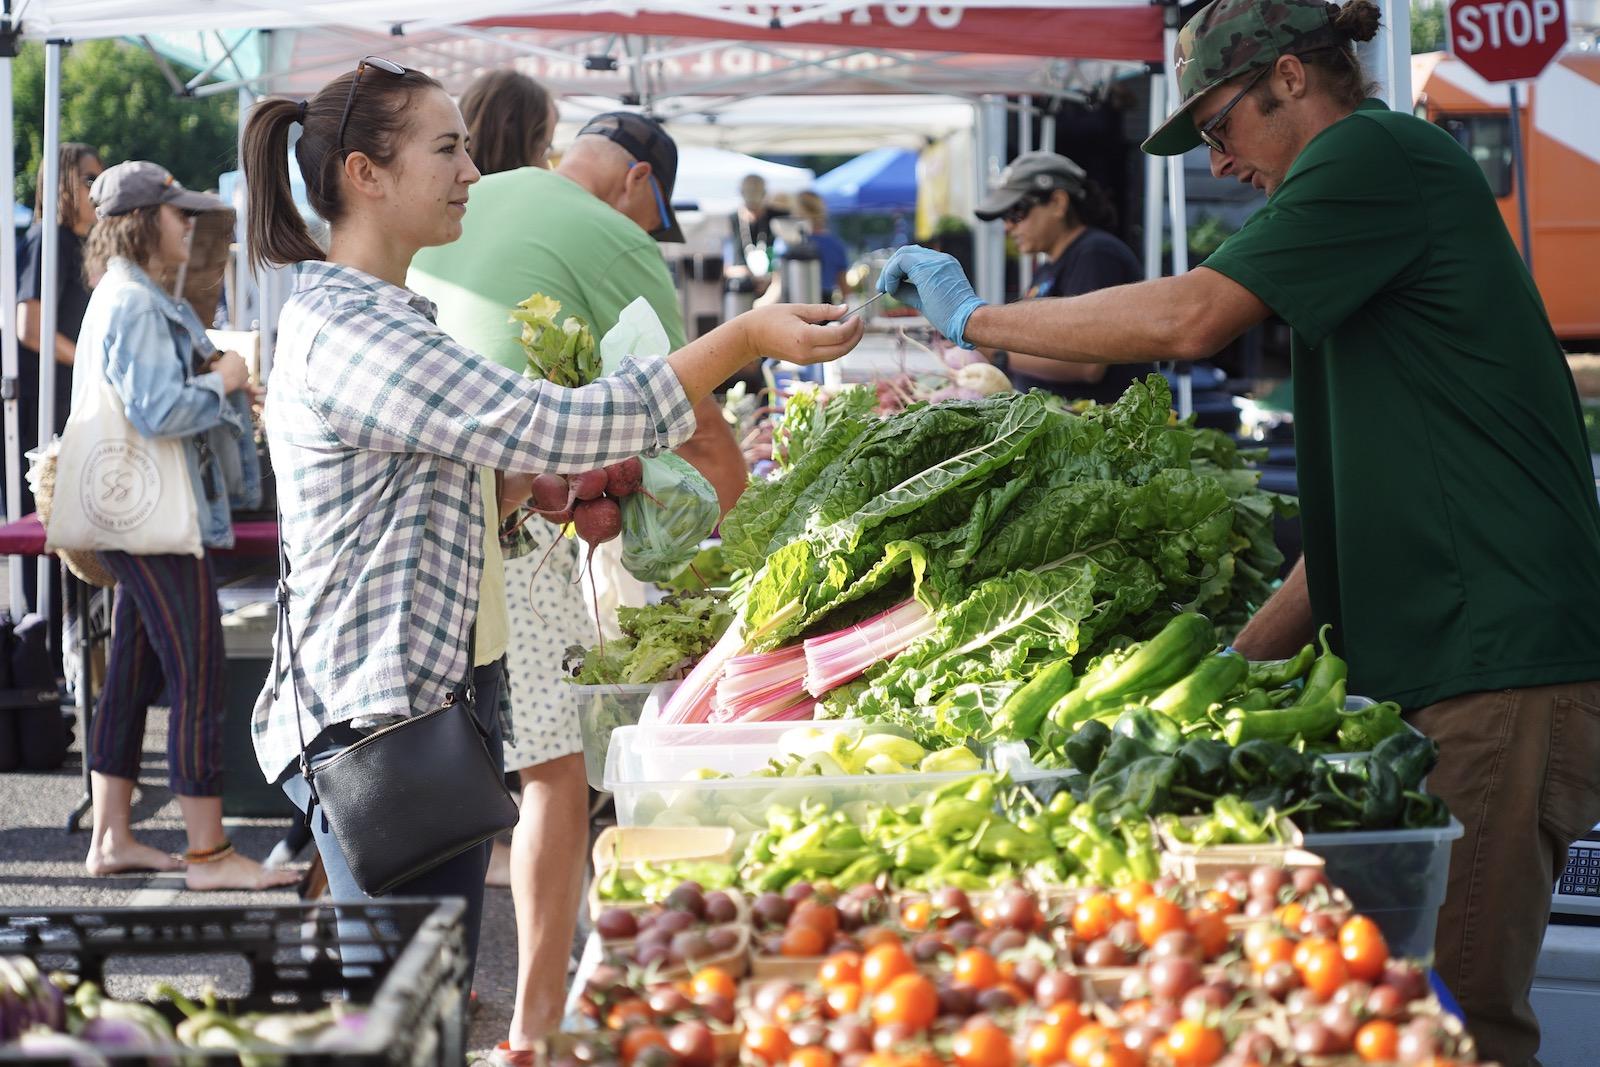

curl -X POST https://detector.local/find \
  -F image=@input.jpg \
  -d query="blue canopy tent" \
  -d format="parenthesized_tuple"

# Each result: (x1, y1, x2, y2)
(815, 147, 918, 216)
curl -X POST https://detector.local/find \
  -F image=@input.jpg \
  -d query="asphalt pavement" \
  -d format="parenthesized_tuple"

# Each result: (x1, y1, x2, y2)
(0, 705, 522, 1062)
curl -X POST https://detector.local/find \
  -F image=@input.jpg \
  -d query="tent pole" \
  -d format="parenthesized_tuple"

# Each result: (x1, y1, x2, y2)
(1361, 0, 1410, 108)
(1, 5, 23, 613)
(35, 39, 61, 622)
(1143, 68, 1164, 282)
(1016, 94, 1033, 298)
(974, 94, 1006, 306)
(234, 85, 255, 332)
(1162, 19, 1193, 420)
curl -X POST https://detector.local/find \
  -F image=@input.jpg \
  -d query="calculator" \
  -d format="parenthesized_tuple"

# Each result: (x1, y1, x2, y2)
(1554, 829, 1600, 918)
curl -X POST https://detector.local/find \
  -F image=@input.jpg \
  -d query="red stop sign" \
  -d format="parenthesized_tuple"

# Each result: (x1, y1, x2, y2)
(1448, 0, 1569, 82)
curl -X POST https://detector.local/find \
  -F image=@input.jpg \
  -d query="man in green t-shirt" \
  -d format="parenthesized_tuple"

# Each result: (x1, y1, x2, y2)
(879, 0, 1600, 1060)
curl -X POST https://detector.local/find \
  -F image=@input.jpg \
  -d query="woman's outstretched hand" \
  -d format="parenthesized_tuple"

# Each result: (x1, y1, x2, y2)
(743, 303, 866, 366)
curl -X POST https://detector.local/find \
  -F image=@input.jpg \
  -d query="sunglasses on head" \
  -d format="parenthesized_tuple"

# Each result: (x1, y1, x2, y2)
(336, 55, 408, 156)
(1197, 65, 1270, 155)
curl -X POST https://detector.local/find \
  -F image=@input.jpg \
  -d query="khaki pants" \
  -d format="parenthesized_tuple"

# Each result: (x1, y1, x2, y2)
(1410, 680, 1600, 1067)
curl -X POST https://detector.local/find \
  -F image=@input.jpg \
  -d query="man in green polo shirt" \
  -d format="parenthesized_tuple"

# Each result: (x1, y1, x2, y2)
(878, 0, 1600, 1060)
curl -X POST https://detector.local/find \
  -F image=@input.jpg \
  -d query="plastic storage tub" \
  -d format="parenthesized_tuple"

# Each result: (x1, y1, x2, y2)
(572, 680, 679, 791)
(1303, 817, 1463, 958)
(604, 720, 1038, 841)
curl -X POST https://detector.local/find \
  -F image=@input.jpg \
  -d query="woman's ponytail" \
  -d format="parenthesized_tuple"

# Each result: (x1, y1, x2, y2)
(242, 96, 324, 270)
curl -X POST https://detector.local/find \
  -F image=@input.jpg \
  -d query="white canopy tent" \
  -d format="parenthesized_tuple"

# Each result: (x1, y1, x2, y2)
(1, 0, 1413, 613)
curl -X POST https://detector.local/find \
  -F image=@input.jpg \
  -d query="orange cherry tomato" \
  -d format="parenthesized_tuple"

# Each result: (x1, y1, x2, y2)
(690, 966, 737, 1003)
(790, 1049, 837, 1067)
(621, 1027, 669, 1065)
(1187, 908, 1230, 961)
(1249, 934, 1297, 974)
(952, 1019, 1014, 1067)
(901, 899, 934, 932)
(775, 990, 815, 1025)
(1163, 1019, 1226, 1067)
(745, 1024, 794, 1065)
(1201, 888, 1242, 916)
(1085, 1048, 1141, 1067)
(1134, 896, 1189, 947)
(781, 924, 829, 957)
(793, 900, 842, 940)
(1113, 881, 1155, 919)
(858, 926, 903, 951)
(1026, 1023, 1070, 1067)
(861, 942, 915, 996)
(605, 998, 654, 1031)
(871, 973, 939, 1033)
(1275, 901, 1307, 930)
(1339, 915, 1391, 983)
(1072, 892, 1120, 942)
(1297, 938, 1350, 1000)
(1066, 1023, 1117, 1067)
(953, 948, 1003, 991)
(819, 951, 863, 991)
(1044, 1001, 1090, 1034)
(824, 983, 862, 1019)
(978, 899, 1002, 929)
(1355, 1019, 1401, 1062)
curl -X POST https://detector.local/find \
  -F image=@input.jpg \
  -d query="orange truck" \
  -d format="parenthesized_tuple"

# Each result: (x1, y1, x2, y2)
(1412, 50, 1600, 343)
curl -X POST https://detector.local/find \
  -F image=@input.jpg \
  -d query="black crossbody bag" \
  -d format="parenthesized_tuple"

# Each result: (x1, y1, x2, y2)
(272, 519, 518, 896)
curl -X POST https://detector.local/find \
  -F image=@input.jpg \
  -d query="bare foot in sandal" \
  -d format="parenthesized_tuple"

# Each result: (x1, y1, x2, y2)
(85, 835, 183, 876)
(183, 841, 301, 892)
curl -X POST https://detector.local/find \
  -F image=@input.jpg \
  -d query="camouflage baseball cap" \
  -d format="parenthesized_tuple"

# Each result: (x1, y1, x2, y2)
(1141, 0, 1343, 156)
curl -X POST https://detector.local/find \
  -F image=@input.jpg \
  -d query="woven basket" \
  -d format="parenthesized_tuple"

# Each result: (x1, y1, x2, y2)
(29, 443, 117, 588)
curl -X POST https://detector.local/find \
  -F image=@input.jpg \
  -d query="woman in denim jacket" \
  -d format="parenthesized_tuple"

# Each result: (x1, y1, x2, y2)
(74, 161, 294, 891)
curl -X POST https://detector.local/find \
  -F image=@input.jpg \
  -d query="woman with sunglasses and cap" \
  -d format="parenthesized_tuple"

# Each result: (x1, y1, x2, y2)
(241, 58, 861, 985)
(75, 161, 295, 893)
(972, 151, 1149, 406)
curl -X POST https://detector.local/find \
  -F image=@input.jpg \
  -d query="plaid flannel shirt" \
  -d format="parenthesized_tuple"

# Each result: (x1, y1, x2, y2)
(251, 262, 694, 781)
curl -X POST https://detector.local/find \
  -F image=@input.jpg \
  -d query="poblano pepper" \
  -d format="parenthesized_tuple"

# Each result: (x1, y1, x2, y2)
(1373, 731, 1438, 791)
(1066, 719, 1113, 774)
(1112, 706, 1184, 754)
(1175, 738, 1232, 796)
(1228, 740, 1307, 788)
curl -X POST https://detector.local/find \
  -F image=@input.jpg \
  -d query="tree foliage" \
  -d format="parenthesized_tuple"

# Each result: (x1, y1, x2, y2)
(1412, 0, 1448, 53)
(11, 40, 237, 210)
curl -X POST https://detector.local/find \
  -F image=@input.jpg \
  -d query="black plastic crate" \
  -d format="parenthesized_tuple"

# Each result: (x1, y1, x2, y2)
(0, 899, 467, 1066)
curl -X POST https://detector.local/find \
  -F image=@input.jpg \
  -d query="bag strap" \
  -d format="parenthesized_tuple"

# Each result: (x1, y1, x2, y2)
(272, 505, 478, 792)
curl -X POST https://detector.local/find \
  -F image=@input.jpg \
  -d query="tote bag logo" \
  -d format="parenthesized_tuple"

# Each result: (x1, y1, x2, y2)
(78, 440, 162, 533)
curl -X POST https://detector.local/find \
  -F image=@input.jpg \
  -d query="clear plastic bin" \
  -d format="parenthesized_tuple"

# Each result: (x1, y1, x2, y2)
(603, 720, 1040, 841)
(572, 680, 680, 791)
(1303, 817, 1463, 958)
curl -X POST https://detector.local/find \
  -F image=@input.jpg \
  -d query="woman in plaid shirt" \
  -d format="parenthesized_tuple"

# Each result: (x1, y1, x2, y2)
(241, 59, 861, 983)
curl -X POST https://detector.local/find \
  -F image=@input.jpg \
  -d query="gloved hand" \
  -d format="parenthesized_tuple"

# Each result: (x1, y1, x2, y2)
(876, 245, 987, 349)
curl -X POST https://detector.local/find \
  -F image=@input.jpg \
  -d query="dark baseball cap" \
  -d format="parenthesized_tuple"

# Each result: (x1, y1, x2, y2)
(90, 160, 227, 219)
(1142, 0, 1345, 156)
(974, 152, 1088, 222)
(575, 112, 683, 243)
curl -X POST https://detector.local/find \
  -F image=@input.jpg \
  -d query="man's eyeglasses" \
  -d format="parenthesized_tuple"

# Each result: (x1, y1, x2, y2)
(1197, 65, 1269, 155)
(1001, 195, 1045, 226)
(630, 161, 672, 238)
(336, 55, 407, 156)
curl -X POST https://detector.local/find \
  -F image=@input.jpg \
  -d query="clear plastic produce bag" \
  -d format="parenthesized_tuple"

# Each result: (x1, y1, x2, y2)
(601, 299, 721, 584)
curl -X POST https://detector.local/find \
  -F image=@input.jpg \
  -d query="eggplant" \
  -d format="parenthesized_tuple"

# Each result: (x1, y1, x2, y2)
(16, 1028, 111, 1067)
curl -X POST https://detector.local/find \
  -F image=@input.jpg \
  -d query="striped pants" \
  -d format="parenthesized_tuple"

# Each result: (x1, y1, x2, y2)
(89, 552, 225, 797)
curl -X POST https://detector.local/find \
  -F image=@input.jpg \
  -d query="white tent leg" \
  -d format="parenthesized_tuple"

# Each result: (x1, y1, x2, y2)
(234, 86, 257, 334)
(1144, 71, 1166, 282)
(35, 40, 62, 622)
(973, 94, 1007, 306)
(1016, 94, 1033, 298)
(2, 30, 24, 612)
(1163, 25, 1192, 420)
(1362, 0, 1411, 109)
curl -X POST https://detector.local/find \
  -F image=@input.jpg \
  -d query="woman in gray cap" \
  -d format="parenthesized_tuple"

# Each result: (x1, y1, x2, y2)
(75, 160, 294, 892)
(974, 151, 1149, 405)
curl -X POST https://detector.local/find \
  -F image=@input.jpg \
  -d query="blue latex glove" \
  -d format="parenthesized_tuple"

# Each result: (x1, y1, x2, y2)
(876, 245, 987, 349)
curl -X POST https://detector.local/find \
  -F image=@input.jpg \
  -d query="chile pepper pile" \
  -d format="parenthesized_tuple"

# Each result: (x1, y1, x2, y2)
(736, 773, 1163, 893)
(1046, 715, 1450, 834)
(991, 611, 1413, 767)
